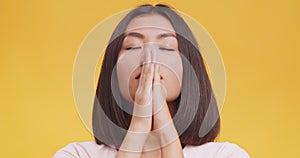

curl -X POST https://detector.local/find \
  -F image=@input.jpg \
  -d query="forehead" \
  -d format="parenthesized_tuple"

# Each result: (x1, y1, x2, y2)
(125, 14, 175, 33)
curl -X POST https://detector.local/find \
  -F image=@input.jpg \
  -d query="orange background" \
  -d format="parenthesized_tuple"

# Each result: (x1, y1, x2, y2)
(1, 0, 299, 157)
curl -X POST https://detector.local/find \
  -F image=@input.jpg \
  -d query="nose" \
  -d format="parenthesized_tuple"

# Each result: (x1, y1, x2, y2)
(142, 42, 158, 63)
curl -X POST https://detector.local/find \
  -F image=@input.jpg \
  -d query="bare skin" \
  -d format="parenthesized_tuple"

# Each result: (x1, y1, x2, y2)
(115, 14, 184, 158)
(116, 48, 184, 158)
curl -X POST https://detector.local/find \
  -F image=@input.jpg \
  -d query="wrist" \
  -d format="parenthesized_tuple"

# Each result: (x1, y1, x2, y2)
(129, 116, 152, 132)
(154, 121, 179, 148)
(153, 103, 172, 129)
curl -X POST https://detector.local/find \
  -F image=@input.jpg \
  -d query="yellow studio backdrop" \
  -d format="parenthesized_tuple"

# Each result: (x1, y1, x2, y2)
(1, 0, 299, 157)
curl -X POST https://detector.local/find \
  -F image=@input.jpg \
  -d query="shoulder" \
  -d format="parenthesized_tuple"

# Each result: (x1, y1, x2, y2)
(53, 141, 117, 158)
(183, 141, 250, 158)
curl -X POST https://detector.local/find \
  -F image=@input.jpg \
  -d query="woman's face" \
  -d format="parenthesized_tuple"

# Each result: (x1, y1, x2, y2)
(116, 14, 183, 102)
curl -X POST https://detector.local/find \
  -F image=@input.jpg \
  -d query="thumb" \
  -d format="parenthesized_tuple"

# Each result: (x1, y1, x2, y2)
(152, 64, 166, 114)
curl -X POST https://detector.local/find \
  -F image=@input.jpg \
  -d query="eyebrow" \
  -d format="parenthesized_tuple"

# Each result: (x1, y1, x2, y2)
(124, 32, 177, 39)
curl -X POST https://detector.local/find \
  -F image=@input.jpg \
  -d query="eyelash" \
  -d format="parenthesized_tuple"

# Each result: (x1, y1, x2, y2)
(159, 48, 175, 51)
(125, 47, 175, 51)
(125, 46, 141, 50)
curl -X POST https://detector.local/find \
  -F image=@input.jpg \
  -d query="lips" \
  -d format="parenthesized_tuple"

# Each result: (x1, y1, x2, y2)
(135, 74, 141, 79)
(135, 73, 163, 80)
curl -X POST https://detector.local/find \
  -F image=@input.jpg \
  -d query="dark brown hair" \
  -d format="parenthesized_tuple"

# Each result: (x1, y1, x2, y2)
(92, 4, 220, 149)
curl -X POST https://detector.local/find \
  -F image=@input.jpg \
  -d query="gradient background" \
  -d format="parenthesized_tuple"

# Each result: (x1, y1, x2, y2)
(1, 0, 299, 157)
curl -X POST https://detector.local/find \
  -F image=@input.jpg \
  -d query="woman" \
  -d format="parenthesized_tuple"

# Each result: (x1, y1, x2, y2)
(54, 4, 250, 158)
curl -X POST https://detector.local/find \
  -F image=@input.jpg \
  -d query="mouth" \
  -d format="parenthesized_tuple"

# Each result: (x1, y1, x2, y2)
(135, 74, 141, 80)
(135, 73, 163, 80)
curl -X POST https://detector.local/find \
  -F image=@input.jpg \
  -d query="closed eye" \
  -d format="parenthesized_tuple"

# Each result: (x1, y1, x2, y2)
(125, 46, 142, 50)
(159, 47, 175, 51)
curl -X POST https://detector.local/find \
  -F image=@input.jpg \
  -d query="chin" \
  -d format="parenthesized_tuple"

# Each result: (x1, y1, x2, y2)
(166, 93, 181, 102)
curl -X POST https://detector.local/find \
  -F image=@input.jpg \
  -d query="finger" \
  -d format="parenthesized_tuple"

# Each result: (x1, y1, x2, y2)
(151, 47, 157, 63)
(133, 48, 154, 117)
(138, 48, 153, 89)
(152, 48, 159, 85)
(153, 64, 160, 86)
(141, 48, 154, 90)
(135, 48, 154, 106)
(152, 64, 166, 115)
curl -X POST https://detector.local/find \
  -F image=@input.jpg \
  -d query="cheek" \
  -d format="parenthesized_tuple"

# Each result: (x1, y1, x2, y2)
(157, 52, 183, 101)
(116, 52, 142, 102)
(128, 75, 139, 102)
(160, 65, 182, 102)
(116, 63, 131, 102)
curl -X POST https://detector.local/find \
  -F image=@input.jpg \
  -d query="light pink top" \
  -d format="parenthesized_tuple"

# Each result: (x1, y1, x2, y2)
(53, 141, 250, 158)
